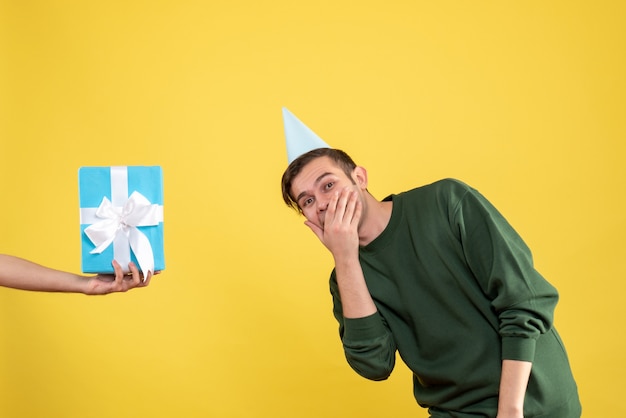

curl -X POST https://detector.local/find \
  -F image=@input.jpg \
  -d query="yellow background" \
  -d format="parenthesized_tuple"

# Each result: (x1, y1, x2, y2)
(1, 1, 624, 417)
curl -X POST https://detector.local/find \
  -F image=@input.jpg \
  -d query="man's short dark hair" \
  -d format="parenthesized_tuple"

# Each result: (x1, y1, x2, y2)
(281, 148, 357, 213)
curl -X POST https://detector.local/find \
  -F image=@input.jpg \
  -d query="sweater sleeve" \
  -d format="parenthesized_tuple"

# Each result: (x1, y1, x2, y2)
(451, 181, 559, 363)
(329, 272, 397, 381)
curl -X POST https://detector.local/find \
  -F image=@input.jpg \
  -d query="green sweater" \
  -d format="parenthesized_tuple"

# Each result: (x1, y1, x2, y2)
(329, 179, 581, 417)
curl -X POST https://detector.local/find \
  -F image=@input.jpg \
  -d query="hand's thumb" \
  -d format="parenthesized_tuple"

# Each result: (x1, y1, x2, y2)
(304, 220, 324, 242)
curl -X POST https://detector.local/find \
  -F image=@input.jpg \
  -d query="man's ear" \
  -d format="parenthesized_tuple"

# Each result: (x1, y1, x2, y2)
(352, 166, 368, 189)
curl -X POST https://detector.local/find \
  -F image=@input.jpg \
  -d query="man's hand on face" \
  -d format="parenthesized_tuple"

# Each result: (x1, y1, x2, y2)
(305, 187, 362, 260)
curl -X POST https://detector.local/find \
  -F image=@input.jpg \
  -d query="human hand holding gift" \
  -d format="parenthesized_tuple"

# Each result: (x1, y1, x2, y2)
(0, 255, 151, 294)
(85, 260, 153, 294)
(79, 166, 165, 279)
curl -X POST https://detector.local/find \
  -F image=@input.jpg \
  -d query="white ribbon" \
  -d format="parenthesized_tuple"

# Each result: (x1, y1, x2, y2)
(84, 191, 161, 278)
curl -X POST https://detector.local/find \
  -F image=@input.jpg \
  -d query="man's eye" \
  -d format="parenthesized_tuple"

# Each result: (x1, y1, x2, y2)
(324, 182, 334, 190)
(302, 197, 314, 207)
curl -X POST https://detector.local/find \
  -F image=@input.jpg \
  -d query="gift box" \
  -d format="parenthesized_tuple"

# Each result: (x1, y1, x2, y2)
(78, 166, 165, 275)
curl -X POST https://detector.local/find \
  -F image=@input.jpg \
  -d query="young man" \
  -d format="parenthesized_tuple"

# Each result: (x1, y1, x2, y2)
(281, 147, 581, 417)
(279, 106, 582, 417)
(0, 254, 151, 294)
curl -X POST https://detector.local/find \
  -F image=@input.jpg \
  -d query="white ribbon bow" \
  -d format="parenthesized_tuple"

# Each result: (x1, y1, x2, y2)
(84, 191, 161, 278)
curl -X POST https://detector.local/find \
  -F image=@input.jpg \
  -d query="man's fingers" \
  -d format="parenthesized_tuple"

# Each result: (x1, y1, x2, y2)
(334, 188, 360, 225)
(344, 189, 360, 223)
(330, 188, 352, 223)
(327, 190, 340, 219)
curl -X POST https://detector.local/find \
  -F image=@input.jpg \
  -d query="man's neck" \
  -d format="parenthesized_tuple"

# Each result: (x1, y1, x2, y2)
(358, 195, 393, 247)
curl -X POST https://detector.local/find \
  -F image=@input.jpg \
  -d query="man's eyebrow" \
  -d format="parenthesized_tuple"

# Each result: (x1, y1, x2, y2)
(295, 172, 334, 203)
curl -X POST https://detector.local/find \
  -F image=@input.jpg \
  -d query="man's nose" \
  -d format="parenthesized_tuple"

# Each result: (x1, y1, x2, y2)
(317, 196, 329, 213)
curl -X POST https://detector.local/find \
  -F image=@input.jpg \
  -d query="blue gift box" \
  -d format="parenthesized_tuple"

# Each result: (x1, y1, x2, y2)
(78, 166, 165, 275)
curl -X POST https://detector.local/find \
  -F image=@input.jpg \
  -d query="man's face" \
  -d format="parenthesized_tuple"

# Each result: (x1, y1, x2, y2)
(290, 156, 359, 229)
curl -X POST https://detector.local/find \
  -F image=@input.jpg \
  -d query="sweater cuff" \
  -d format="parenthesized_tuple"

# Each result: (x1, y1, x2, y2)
(342, 312, 387, 342)
(501, 336, 537, 362)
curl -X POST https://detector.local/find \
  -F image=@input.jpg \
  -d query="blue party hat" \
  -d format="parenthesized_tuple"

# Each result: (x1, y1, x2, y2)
(282, 107, 330, 164)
